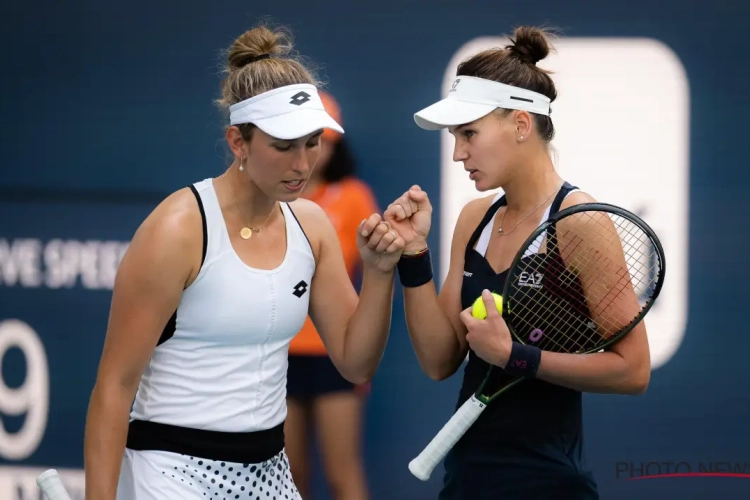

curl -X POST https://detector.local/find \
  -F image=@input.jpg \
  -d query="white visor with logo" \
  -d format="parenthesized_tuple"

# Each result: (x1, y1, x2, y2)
(229, 84, 344, 140)
(414, 76, 551, 130)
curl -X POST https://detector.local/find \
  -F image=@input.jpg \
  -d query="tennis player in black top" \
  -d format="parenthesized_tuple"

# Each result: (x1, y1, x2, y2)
(385, 26, 651, 500)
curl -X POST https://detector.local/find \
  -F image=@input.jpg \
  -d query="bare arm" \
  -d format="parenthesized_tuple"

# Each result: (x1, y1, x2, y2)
(402, 207, 477, 381)
(83, 191, 201, 500)
(536, 335, 650, 394)
(386, 188, 491, 381)
(304, 203, 401, 384)
(534, 192, 651, 394)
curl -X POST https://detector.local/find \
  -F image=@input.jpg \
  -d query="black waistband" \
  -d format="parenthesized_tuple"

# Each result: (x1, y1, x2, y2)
(126, 419, 285, 464)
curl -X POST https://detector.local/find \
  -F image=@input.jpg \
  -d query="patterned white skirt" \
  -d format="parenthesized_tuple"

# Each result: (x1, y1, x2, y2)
(117, 448, 301, 499)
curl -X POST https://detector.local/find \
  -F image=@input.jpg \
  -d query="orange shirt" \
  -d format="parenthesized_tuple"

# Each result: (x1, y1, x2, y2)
(289, 177, 380, 356)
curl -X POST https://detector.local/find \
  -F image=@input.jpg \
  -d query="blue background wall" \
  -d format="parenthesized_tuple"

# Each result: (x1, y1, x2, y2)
(2, 0, 750, 499)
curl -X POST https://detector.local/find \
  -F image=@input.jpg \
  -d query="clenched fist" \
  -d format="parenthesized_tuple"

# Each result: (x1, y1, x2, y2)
(357, 212, 405, 272)
(383, 185, 433, 253)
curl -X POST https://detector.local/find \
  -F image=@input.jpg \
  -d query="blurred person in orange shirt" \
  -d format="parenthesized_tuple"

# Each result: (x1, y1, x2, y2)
(285, 90, 378, 500)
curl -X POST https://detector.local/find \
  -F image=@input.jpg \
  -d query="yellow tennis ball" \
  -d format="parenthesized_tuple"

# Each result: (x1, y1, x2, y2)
(471, 293, 503, 319)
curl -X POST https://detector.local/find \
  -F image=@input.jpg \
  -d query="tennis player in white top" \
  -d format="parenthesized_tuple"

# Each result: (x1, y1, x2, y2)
(83, 22, 404, 500)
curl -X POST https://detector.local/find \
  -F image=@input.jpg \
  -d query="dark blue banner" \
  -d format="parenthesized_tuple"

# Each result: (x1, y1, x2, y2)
(0, 192, 161, 498)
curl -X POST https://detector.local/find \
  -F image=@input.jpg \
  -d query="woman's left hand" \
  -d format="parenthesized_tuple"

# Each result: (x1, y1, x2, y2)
(357, 213, 405, 273)
(459, 289, 513, 368)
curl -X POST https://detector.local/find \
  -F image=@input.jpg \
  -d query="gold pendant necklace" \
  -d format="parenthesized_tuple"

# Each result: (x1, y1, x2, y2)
(497, 181, 564, 235)
(224, 172, 276, 240)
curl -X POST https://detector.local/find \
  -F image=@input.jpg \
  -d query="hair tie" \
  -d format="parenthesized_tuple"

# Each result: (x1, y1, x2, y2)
(238, 53, 271, 67)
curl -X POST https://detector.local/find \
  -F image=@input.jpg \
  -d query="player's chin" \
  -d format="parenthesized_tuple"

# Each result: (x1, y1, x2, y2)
(473, 178, 494, 192)
(473, 173, 503, 193)
(275, 179, 308, 201)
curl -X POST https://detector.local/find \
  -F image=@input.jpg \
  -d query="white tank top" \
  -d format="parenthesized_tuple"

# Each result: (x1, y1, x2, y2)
(129, 178, 316, 432)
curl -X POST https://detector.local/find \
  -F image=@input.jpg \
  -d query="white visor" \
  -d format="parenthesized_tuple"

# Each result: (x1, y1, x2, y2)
(229, 84, 344, 140)
(414, 76, 551, 130)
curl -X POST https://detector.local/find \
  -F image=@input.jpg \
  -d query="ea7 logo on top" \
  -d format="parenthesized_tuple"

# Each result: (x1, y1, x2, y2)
(518, 272, 543, 288)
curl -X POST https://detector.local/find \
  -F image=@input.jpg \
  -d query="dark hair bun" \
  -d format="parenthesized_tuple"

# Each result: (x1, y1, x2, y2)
(227, 24, 294, 71)
(506, 26, 554, 65)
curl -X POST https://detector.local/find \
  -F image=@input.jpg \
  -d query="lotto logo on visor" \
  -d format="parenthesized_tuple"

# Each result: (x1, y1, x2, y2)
(414, 76, 551, 130)
(228, 84, 344, 140)
(289, 91, 311, 106)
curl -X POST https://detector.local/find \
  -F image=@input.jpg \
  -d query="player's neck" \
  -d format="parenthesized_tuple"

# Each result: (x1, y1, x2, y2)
(502, 154, 562, 214)
(230, 165, 279, 223)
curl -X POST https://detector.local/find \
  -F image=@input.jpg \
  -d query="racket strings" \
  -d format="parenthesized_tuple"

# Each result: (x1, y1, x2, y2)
(505, 210, 663, 353)
(507, 265, 593, 352)
(508, 239, 605, 351)
(524, 214, 658, 348)
(511, 257, 599, 352)
(520, 225, 648, 350)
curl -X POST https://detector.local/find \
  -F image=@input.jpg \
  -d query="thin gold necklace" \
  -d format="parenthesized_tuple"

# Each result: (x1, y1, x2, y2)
(224, 172, 277, 240)
(497, 181, 564, 235)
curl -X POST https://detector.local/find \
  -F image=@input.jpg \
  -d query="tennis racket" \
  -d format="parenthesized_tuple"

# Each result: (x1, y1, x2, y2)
(408, 202, 666, 481)
(36, 469, 73, 499)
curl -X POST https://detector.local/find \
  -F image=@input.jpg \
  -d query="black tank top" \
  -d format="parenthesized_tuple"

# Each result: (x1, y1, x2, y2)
(439, 182, 600, 500)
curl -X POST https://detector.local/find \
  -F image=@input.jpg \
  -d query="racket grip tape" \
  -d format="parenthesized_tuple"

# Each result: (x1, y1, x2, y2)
(36, 469, 73, 500)
(408, 394, 487, 481)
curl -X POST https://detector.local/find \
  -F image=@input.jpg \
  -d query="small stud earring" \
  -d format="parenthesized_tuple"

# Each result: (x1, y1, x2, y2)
(518, 136, 524, 142)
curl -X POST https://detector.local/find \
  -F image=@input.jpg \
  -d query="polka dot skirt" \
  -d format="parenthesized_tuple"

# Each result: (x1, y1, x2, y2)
(159, 450, 301, 500)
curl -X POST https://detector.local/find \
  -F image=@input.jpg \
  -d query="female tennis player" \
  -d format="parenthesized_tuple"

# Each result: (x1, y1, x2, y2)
(285, 90, 376, 500)
(387, 26, 651, 499)
(83, 23, 402, 500)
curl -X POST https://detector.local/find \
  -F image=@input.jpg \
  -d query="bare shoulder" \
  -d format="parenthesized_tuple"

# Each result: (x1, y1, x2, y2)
(137, 188, 203, 245)
(462, 192, 498, 216)
(286, 198, 333, 257)
(125, 187, 204, 285)
(556, 189, 614, 243)
(560, 189, 598, 210)
(455, 193, 498, 239)
(287, 197, 331, 229)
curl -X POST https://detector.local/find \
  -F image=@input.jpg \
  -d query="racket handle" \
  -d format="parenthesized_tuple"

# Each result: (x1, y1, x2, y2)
(408, 394, 487, 481)
(36, 469, 73, 500)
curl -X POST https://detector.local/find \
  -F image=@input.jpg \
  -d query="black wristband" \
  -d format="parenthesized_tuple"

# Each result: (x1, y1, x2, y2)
(397, 249, 433, 288)
(503, 342, 542, 378)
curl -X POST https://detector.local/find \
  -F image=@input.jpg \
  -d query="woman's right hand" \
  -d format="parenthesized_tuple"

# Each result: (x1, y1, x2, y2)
(383, 185, 433, 253)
